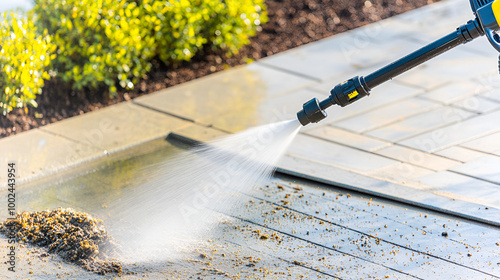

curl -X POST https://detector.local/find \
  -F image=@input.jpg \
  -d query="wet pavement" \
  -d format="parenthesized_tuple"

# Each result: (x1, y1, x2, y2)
(2, 0, 499, 225)
(1, 0, 500, 277)
(1, 138, 498, 279)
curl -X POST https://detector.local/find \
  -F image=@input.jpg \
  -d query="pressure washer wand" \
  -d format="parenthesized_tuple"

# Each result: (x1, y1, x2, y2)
(297, 0, 500, 126)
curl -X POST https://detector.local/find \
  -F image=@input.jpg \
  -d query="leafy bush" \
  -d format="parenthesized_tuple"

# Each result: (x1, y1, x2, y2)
(30, 0, 267, 97)
(33, 0, 156, 94)
(148, 0, 267, 64)
(207, 0, 267, 55)
(0, 11, 55, 115)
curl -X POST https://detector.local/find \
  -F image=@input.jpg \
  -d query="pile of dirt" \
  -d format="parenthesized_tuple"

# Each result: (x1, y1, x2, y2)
(0, 0, 441, 138)
(0, 208, 122, 275)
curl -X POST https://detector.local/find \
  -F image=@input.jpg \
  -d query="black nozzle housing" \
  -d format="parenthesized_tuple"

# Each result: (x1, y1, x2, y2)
(297, 76, 370, 126)
(297, 97, 332, 126)
(330, 76, 370, 107)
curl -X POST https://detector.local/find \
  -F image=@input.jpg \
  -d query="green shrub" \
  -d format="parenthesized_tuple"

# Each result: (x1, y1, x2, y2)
(0, 11, 55, 115)
(33, 0, 156, 94)
(32, 0, 267, 96)
(148, 0, 268, 64)
(207, 0, 267, 55)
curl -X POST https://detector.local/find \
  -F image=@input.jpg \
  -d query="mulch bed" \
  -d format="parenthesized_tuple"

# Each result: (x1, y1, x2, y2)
(0, 0, 440, 138)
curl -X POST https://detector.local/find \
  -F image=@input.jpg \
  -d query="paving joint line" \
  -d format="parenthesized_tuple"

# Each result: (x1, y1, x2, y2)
(456, 145, 499, 156)
(306, 124, 393, 152)
(301, 132, 418, 165)
(381, 142, 462, 164)
(299, 132, 444, 173)
(256, 61, 323, 82)
(38, 127, 106, 152)
(478, 95, 500, 104)
(132, 100, 234, 135)
(447, 102, 496, 115)
(244, 193, 500, 279)
(380, 112, 481, 144)
(350, 102, 441, 134)
(222, 211, 424, 280)
(274, 182, 486, 250)
(223, 239, 342, 279)
(131, 100, 196, 123)
(447, 170, 500, 187)
(426, 127, 500, 154)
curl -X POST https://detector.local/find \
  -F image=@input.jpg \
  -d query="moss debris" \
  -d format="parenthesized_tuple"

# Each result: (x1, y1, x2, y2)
(0, 208, 122, 275)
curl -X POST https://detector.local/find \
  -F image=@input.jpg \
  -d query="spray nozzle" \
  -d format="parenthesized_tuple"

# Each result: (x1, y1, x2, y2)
(297, 77, 370, 126)
(296, 97, 332, 126)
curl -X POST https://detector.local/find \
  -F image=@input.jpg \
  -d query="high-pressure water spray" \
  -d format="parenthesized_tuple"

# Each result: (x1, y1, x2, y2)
(298, 0, 500, 126)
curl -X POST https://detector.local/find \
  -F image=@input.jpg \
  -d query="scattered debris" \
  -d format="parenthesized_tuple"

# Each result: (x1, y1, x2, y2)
(259, 234, 269, 240)
(200, 267, 231, 277)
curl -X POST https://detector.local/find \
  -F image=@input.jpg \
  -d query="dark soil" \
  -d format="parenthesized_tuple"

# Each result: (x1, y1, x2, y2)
(0, 0, 440, 138)
(0, 208, 122, 275)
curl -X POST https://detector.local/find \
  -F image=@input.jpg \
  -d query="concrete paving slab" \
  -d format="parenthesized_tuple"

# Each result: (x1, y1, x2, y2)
(305, 125, 391, 152)
(333, 98, 439, 133)
(252, 178, 500, 277)
(460, 131, 500, 156)
(41, 101, 191, 154)
(367, 162, 435, 188)
(209, 88, 327, 133)
(287, 134, 398, 173)
(376, 145, 461, 171)
(418, 171, 500, 208)
(260, 32, 423, 82)
(171, 123, 229, 143)
(278, 154, 500, 226)
(435, 146, 487, 163)
(394, 0, 470, 41)
(0, 130, 101, 187)
(365, 106, 475, 142)
(394, 48, 495, 90)
(452, 95, 500, 114)
(399, 110, 500, 153)
(307, 81, 424, 130)
(476, 73, 500, 102)
(134, 63, 315, 123)
(419, 81, 482, 104)
(450, 155, 500, 184)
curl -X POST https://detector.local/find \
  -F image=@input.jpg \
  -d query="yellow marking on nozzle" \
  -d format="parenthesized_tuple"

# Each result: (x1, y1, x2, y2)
(348, 90, 359, 100)
(492, 0, 500, 27)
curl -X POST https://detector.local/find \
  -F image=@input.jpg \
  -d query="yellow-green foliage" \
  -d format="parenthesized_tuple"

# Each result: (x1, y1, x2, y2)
(28, 0, 267, 98)
(0, 11, 55, 115)
(207, 0, 267, 55)
(147, 0, 267, 64)
(34, 0, 156, 94)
